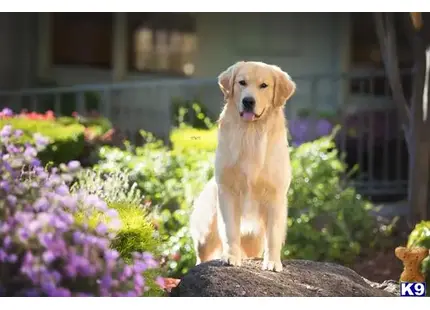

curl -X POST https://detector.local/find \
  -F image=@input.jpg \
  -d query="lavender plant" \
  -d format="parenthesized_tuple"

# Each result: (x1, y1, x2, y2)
(0, 125, 162, 296)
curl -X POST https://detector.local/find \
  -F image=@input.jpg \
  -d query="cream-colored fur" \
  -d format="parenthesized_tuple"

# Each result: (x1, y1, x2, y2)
(189, 61, 296, 272)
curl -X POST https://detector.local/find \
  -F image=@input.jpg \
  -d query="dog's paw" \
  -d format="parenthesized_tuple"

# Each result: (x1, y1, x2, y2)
(262, 259, 283, 272)
(221, 253, 242, 267)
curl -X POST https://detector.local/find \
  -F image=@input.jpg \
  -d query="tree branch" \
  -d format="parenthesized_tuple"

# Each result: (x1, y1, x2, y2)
(373, 13, 411, 133)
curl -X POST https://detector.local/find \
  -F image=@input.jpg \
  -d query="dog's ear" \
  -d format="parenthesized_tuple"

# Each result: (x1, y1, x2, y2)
(272, 66, 296, 107)
(218, 61, 244, 99)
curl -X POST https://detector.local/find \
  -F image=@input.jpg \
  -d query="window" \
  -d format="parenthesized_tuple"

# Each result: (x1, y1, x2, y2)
(127, 13, 197, 76)
(52, 13, 113, 68)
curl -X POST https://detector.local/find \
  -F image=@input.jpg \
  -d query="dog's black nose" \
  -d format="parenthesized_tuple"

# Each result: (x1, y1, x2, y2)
(242, 97, 256, 110)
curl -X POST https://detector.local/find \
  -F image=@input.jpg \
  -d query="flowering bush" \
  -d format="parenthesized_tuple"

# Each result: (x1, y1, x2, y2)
(0, 107, 119, 167)
(0, 108, 55, 121)
(0, 125, 162, 296)
(19, 110, 55, 121)
(0, 108, 85, 166)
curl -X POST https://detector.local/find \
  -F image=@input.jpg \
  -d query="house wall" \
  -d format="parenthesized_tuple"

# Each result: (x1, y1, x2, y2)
(194, 13, 349, 117)
(0, 13, 38, 90)
(0, 12, 350, 141)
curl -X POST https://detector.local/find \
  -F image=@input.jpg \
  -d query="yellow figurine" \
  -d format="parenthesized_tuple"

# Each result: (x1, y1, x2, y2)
(395, 246, 429, 283)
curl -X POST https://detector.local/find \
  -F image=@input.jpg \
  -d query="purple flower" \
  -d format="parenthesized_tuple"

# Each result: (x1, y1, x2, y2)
(7, 254, 17, 263)
(0, 129, 160, 297)
(0, 180, 9, 191)
(17, 228, 30, 242)
(0, 125, 12, 138)
(30, 159, 41, 167)
(7, 195, 17, 206)
(106, 209, 119, 218)
(51, 288, 71, 297)
(24, 289, 40, 297)
(24, 146, 37, 158)
(156, 276, 165, 288)
(107, 218, 122, 230)
(3, 235, 12, 248)
(14, 129, 23, 137)
(67, 160, 81, 172)
(6, 145, 20, 154)
(72, 231, 84, 244)
(55, 184, 69, 196)
(315, 119, 333, 137)
(1, 108, 13, 117)
(105, 250, 120, 261)
(33, 133, 49, 149)
(33, 197, 49, 212)
(0, 250, 7, 262)
(134, 273, 145, 288)
(59, 196, 78, 211)
(122, 265, 133, 279)
(42, 251, 56, 264)
(96, 223, 108, 235)
(99, 274, 113, 289)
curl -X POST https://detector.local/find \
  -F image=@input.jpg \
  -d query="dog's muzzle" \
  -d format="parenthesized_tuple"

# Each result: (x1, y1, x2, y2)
(240, 97, 264, 121)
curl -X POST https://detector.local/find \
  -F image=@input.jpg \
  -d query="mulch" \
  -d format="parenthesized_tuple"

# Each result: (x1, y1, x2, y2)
(350, 249, 404, 283)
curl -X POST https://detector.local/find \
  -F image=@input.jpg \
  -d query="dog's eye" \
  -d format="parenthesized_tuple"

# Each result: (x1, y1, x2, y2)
(260, 83, 268, 89)
(238, 80, 247, 86)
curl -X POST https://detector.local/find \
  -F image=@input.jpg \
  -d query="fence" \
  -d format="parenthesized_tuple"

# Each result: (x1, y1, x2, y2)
(0, 70, 410, 200)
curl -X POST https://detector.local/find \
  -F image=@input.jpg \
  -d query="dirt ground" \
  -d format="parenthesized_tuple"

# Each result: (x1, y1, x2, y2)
(351, 249, 404, 283)
(350, 219, 409, 283)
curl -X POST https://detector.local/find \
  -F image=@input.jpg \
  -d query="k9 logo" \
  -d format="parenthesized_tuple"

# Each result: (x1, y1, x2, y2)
(400, 282, 426, 296)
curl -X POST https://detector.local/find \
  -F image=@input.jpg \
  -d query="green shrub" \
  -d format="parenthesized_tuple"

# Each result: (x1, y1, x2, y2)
(284, 134, 392, 265)
(109, 201, 164, 296)
(171, 100, 215, 129)
(170, 126, 218, 153)
(0, 117, 85, 165)
(407, 221, 430, 294)
(57, 115, 113, 137)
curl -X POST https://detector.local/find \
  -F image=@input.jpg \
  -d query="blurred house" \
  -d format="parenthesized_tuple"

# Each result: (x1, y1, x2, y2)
(0, 12, 412, 201)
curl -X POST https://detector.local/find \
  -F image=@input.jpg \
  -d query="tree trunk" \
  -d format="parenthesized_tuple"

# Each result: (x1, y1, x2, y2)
(373, 13, 430, 226)
(408, 18, 430, 224)
(408, 40, 429, 225)
(424, 46, 430, 221)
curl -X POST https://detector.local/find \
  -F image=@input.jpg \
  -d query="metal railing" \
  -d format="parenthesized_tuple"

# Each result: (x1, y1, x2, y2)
(0, 70, 410, 200)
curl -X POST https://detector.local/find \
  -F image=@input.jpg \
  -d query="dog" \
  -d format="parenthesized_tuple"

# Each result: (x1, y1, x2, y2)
(189, 61, 296, 272)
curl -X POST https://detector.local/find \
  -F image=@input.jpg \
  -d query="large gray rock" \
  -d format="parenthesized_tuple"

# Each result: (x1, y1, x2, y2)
(169, 259, 398, 297)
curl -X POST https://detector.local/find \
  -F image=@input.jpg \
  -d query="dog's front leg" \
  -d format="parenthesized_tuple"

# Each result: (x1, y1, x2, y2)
(262, 196, 287, 272)
(217, 185, 242, 266)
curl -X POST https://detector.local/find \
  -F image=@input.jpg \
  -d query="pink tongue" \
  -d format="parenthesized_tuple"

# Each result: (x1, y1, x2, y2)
(242, 112, 255, 121)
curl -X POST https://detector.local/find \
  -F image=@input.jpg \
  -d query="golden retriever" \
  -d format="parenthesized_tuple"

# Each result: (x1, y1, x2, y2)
(189, 61, 296, 272)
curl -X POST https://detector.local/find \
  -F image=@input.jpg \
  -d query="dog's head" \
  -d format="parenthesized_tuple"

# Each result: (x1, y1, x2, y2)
(218, 61, 296, 122)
